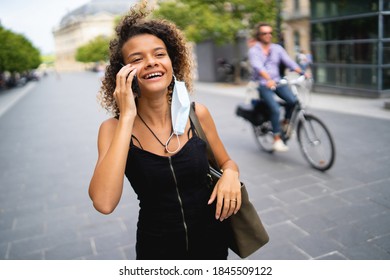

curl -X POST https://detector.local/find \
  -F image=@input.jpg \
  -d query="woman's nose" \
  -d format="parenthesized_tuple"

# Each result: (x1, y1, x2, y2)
(145, 55, 157, 67)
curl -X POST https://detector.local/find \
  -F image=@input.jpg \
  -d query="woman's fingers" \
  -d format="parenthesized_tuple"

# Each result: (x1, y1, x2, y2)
(215, 192, 241, 221)
(208, 174, 242, 221)
(114, 64, 138, 117)
(116, 64, 137, 93)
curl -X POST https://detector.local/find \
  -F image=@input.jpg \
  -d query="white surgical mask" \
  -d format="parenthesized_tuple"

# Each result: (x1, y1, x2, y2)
(171, 77, 190, 135)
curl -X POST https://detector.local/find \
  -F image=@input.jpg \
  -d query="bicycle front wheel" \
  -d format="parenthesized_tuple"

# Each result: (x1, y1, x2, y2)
(297, 114, 335, 171)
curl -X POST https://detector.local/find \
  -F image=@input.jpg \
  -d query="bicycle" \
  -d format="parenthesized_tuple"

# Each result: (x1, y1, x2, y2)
(236, 75, 336, 171)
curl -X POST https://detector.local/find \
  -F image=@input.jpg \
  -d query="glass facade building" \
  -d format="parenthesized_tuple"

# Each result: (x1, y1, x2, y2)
(311, 0, 390, 97)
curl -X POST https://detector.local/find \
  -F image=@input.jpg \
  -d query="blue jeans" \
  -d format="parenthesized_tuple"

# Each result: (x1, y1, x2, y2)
(258, 84, 297, 135)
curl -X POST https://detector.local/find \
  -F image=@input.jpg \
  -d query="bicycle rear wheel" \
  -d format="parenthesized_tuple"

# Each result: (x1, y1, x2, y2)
(253, 122, 274, 153)
(297, 114, 335, 171)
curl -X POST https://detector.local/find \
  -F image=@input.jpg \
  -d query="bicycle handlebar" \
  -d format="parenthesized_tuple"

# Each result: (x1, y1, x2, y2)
(280, 75, 311, 86)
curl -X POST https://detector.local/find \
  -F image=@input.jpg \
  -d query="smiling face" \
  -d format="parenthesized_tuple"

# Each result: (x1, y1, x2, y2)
(121, 34, 173, 96)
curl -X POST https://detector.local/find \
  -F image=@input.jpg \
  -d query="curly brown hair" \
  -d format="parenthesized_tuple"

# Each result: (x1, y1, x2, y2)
(98, 2, 194, 116)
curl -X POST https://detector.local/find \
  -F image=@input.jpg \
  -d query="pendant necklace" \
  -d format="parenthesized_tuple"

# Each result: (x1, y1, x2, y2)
(137, 113, 180, 154)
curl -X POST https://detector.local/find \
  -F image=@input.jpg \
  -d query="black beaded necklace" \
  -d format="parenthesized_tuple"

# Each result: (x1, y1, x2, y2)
(137, 113, 180, 154)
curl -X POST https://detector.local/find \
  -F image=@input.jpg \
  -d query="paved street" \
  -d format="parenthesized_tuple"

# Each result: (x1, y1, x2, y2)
(0, 71, 390, 260)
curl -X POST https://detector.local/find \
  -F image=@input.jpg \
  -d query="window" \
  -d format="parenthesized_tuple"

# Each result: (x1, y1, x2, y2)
(313, 66, 377, 89)
(384, 42, 390, 64)
(311, 0, 378, 19)
(312, 16, 378, 41)
(383, 68, 390, 89)
(294, 0, 300, 12)
(312, 42, 377, 64)
(384, 15, 390, 38)
(384, 0, 390, 11)
(294, 31, 300, 52)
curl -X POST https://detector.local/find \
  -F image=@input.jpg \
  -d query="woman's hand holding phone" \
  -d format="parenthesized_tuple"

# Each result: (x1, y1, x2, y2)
(114, 64, 138, 119)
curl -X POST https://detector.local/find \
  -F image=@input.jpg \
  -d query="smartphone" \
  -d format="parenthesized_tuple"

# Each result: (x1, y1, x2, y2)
(120, 63, 140, 97)
(131, 75, 140, 97)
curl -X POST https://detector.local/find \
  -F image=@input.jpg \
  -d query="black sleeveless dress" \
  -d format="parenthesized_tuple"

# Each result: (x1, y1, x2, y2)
(124, 120, 229, 260)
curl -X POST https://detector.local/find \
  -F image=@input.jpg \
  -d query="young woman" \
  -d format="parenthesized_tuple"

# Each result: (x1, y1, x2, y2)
(88, 3, 241, 260)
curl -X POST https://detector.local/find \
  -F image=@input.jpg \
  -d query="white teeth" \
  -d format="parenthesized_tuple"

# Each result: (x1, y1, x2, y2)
(145, 72, 162, 79)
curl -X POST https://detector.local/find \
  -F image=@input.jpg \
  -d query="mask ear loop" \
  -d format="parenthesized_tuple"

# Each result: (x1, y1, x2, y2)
(165, 132, 181, 154)
(164, 75, 182, 154)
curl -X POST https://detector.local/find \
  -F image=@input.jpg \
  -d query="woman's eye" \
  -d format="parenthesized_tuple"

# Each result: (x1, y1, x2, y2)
(131, 58, 142, 63)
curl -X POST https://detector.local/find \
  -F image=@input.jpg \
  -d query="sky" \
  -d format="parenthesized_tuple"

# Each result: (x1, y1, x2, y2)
(0, 0, 91, 54)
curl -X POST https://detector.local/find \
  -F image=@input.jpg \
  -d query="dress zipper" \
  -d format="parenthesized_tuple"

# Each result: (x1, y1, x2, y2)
(168, 157, 189, 251)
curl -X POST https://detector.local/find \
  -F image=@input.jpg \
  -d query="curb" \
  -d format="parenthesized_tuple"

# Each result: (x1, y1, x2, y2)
(0, 82, 37, 118)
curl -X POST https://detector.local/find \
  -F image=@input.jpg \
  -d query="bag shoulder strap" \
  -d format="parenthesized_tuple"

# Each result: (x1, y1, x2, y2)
(189, 102, 220, 170)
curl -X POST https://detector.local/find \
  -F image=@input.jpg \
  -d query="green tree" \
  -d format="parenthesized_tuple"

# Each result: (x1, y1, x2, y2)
(153, 0, 277, 82)
(0, 26, 41, 73)
(75, 35, 110, 63)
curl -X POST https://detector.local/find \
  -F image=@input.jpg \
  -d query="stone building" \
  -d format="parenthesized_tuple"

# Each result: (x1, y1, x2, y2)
(53, 0, 137, 71)
(281, 0, 311, 60)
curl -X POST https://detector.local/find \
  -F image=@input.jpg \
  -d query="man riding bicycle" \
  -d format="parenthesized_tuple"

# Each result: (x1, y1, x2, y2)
(248, 22, 310, 152)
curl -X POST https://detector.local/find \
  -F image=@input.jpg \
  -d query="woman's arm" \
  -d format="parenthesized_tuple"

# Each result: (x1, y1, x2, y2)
(88, 64, 138, 214)
(195, 102, 242, 221)
(88, 116, 134, 214)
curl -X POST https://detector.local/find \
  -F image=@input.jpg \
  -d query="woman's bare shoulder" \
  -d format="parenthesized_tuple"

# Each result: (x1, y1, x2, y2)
(98, 117, 118, 136)
(193, 102, 211, 121)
